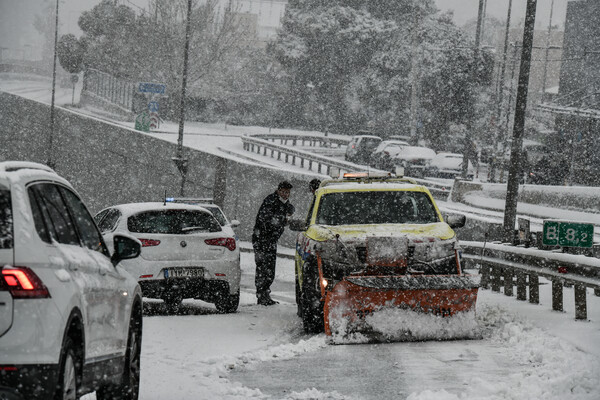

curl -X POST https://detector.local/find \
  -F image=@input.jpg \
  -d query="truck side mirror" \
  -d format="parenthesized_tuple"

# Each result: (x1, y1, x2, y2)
(445, 214, 466, 229)
(289, 219, 308, 232)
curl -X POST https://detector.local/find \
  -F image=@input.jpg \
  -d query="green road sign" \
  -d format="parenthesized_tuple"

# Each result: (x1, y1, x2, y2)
(135, 111, 150, 132)
(542, 220, 594, 248)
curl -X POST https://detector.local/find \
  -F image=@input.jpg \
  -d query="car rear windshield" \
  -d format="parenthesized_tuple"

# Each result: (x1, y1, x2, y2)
(127, 210, 221, 234)
(316, 191, 439, 226)
(0, 187, 13, 249)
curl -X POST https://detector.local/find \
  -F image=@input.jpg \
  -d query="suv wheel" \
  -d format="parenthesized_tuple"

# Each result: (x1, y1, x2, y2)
(55, 337, 78, 400)
(97, 310, 142, 400)
(215, 289, 240, 314)
(300, 262, 324, 334)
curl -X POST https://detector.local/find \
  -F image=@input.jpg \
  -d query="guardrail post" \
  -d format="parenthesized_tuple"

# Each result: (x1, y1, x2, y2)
(250, 144, 255, 152)
(293, 139, 297, 146)
(529, 273, 539, 304)
(270, 149, 274, 158)
(318, 163, 322, 173)
(308, 160, 313, 170)
(552, 278, 563, 312)
(300, 158, 305, 168)
(491, 266, 501, 292)
(479, 263, 490, 289)
(292, 155, 296, 166)
(263, 147, 267, 156)
(574, 284, 587, 320)
(285, 154, 289, 163)
(516, 271, 527, 300)
(504, 268, 513, 297)
(277, 151, 281, 161)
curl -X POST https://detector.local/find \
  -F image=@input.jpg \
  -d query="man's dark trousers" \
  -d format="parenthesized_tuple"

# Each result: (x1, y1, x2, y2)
(253, 239, 277, 301)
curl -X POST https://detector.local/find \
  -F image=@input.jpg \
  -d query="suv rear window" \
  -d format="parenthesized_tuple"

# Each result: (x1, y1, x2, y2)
(316, 191, 439, 225)
(0, 187, 13, 249)
(128, 210, 221, 234)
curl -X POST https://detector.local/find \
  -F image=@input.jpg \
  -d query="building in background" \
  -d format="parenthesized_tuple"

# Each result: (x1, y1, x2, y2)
(536, 0, 600, 186)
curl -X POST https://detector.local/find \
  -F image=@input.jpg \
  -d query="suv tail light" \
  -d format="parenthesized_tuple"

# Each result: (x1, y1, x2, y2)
(1, 266, 50, 298)
(139, 239, 161, 247)
(204, 238, 236, 251)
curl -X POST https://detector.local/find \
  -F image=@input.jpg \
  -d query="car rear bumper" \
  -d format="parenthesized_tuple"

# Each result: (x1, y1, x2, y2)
(139, 277, 231, 302)
(0, 364, 59, 400)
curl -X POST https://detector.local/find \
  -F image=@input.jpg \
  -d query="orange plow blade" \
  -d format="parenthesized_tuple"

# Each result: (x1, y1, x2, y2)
(323, 275, 479, 337)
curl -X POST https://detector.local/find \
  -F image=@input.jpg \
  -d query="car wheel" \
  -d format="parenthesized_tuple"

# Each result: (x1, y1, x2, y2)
(295, 273, 302, 318)
(55, 337, 79, 400)
(215, 289, 240, 313)
(96, 310, 142, 400)
(300, 261, 324, 334)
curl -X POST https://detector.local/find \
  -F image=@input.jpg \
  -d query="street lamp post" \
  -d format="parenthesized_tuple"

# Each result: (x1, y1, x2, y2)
(172, 0, 193, 196)
(47, 0, 59, 169)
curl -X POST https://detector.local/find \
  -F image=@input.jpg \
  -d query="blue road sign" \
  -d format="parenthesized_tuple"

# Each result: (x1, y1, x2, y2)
(137, 82, 166, 95)
(148, 101, 160, 112)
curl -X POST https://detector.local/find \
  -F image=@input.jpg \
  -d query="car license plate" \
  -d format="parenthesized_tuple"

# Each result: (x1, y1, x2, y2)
(164, 267, 204, 279)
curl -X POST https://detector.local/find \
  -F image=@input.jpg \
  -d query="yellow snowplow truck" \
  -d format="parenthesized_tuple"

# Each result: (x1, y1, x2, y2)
(290, 173, 479, 336)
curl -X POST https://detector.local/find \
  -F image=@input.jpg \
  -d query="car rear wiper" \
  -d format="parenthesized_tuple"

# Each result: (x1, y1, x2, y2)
(180, 226, 207, 233)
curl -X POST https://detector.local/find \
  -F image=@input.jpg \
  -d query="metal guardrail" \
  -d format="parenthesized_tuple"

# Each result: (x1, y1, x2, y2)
(241, 134, 369, 176)
(83, 68, 135, 111)
(461, 241, 600, 320)
(241, 134, 453, 200)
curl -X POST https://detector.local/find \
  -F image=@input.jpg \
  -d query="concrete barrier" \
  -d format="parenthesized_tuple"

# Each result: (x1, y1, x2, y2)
(0, 91, 317, 247)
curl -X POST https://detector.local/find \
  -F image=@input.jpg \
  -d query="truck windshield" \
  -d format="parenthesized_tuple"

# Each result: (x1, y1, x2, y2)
(316, 191, 439, 226)
(0, 187, 13, 249)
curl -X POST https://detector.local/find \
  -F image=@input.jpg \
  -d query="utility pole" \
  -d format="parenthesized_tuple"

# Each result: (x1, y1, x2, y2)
(47, 0, 59, 169)
(461, 0, 485, 178)
(490, 0, 513, 182)
(173, 0, 193, 196)
(408, 4, 421, 146)
(503, 0, 538, 242)
(541, 0, 555, 98)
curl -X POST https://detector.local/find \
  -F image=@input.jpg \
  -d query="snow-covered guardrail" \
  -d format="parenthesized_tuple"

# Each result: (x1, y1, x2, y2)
(241, 133, 371, 176)
(241, 134, 452, 199)
(461, 241, 600, 320)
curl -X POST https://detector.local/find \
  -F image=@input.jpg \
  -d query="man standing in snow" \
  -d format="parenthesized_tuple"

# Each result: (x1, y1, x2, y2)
(252, 181, 295, 306)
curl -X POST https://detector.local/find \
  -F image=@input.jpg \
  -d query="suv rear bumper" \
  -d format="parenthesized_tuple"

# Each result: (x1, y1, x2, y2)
(0, 364, 59, 399)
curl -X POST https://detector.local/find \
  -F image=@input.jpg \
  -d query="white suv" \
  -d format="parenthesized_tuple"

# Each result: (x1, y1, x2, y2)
(94, 202, 241, 314)
(0, 162, 144, 400)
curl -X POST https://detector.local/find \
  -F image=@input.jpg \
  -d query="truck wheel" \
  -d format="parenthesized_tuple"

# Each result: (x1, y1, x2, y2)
(301, 262, 324, 334)
(55, 337, 79, 400)
(215, 289, 240, 314)
(295, 274, 302, 318)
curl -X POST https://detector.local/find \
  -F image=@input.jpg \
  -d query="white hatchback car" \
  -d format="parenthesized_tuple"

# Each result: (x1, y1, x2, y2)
(94, 202, 241, 314)
(0, 161, 143, 400)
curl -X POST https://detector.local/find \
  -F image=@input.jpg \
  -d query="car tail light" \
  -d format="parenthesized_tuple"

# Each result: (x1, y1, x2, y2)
(351, 144, 355, 149)
(204, 238, 236, 251)
(139, 239, 161, 247)
(1, 266, 50, 298)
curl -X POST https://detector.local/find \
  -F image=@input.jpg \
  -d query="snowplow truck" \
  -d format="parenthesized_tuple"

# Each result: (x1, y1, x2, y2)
(290, 173, 479, 336)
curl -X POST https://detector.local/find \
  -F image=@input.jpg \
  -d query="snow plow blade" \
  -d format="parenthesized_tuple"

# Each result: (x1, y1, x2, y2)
(323, 275, 479, 337)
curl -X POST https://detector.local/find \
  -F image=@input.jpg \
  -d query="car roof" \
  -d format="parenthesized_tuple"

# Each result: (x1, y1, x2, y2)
(106, 202, 213, 216)
(0, 161, 74, 189)
(354, 135, 381, 140)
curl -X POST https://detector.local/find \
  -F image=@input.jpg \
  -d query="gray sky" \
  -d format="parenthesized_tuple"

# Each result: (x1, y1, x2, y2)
(435, 0, 569, 29)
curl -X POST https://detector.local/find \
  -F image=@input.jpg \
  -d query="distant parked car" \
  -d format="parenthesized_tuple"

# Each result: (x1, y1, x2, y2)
(0, 161, 143, 400)
(345, 134, 382, 164)
(94, 202, 241, 314)
(390, 146, 437, 177)
(370, 140, 410, 170)
(426, 152, 474, 179)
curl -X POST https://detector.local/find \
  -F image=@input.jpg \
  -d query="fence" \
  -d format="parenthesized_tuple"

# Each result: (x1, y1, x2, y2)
(461, 241, 600, 320)
(83, 68, 135, 111)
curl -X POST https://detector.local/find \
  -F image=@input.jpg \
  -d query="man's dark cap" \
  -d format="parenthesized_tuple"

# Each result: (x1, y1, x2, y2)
(278, 180, 293, 190)
(309, 179, 321, 191)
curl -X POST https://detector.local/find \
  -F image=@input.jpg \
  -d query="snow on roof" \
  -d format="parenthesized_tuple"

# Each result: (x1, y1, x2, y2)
(319, 181, 423, 192)
(110, 202, 212, 216)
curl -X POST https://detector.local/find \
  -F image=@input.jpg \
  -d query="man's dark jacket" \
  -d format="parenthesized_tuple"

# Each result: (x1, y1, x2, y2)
(252, 192, 294, 246)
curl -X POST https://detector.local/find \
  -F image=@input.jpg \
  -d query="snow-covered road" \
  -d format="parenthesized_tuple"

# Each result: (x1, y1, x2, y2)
(77, 251, 600, 400)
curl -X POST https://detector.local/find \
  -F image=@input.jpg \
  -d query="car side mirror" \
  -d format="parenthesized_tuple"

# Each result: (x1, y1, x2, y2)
(230, 219, 240, 228)
(111, 234, 141, 266)
(289, 218, 308, 232)
(445, 214, 466, 229)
